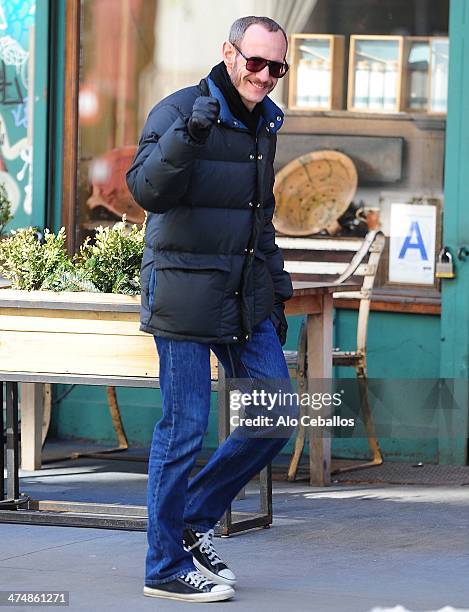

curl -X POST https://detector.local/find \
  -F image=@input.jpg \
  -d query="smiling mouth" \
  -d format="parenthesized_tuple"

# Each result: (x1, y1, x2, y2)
(249, 80, 269, 90)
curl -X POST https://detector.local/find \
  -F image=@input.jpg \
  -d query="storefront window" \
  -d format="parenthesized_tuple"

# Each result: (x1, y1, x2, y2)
(277, 0, 450, 295)
(72, 0, 321, 248)
(69, 0, 450, 297)
(76, 0, 156, 245)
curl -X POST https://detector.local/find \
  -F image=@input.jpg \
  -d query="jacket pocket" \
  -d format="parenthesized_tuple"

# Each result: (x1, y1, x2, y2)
(150, 250, 232, 338)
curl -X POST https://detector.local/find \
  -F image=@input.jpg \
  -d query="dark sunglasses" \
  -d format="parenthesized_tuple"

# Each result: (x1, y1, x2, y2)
(232, 43, 289, 78)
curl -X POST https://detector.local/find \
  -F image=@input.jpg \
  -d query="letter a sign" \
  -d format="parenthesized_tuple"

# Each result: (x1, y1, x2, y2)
(389, 203, 436, 284)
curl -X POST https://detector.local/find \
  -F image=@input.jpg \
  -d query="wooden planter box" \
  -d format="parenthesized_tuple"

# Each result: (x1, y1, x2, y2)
(0, 289, 220, 382)
(0, 290, 158, 380)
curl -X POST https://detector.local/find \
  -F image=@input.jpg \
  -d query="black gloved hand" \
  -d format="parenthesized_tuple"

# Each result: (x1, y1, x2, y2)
(270, 301, 288, 347)
(187, 96, 220, 143)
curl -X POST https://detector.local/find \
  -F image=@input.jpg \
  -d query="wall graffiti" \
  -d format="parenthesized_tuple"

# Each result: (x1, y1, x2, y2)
(0, 0, 35, 227)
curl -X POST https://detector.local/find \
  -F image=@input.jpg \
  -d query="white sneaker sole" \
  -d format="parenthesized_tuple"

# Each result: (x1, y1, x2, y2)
(193, 557, 237, 587)
(143, 584, 234, 603)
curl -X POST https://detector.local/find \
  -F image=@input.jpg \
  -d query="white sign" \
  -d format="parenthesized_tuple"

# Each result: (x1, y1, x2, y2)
(389, 203, 436, 285)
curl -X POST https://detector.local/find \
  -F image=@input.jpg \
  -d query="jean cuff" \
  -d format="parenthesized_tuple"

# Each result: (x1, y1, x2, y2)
(145, 564, 197, 587)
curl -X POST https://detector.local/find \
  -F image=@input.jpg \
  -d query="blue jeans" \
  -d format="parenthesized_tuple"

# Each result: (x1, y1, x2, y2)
(145, 317, 296, 586)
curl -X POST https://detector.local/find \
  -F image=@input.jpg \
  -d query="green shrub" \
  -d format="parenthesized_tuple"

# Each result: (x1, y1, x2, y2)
(0, 227, 76, 291)
(0, 218, 145, 294)
(75, 219, 145, 294)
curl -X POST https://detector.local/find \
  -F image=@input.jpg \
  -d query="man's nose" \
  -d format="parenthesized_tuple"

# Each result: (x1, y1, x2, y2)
(256, 65, 271, 81)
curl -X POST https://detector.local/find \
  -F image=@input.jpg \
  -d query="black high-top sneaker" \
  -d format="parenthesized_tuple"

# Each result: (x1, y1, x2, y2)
(143, 569, 234, 602)
(183, 528, 237, 586)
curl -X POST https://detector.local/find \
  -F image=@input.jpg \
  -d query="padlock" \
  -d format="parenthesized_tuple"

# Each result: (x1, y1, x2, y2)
(435, 247, 456, 279)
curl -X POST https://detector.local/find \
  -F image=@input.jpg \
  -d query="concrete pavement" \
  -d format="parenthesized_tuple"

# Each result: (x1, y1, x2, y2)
(0, 472, 468, 611)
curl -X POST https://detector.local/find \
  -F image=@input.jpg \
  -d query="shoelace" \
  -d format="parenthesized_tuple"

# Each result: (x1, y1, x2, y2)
(183, 570, 212, 589)
(188, 529, 223, 567)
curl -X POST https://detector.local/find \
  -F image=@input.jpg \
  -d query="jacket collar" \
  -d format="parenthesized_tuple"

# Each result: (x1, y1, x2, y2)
(206, 77, 284, 134)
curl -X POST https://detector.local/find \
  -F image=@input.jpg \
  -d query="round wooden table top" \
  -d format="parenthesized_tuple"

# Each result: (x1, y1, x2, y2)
(273, 150, 358, 236)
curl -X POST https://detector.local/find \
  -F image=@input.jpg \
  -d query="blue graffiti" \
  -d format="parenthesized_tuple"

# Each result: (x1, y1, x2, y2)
(11, 95, 26, 127)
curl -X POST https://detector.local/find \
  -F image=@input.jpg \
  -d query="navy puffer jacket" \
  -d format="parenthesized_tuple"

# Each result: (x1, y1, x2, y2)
(126, 76, 292, 344)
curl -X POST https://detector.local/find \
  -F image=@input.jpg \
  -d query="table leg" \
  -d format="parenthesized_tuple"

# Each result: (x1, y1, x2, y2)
(20, 383, 44, 470)
(306, 293, 333, 486)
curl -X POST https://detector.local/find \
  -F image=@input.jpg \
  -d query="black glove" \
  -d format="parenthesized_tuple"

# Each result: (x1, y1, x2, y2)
(187, 96, 220, 143)
(270, 301, 288, 347)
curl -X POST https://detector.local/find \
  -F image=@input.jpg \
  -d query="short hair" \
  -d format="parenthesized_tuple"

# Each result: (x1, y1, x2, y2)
(228, 16, 288, 53)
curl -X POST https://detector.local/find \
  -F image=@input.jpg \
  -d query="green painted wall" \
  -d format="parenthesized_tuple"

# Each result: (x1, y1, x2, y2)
(332, 309, 441, 462)
(50, 310, 442, 463)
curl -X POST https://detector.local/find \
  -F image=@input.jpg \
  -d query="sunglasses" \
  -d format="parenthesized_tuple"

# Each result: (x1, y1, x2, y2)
(232, 43, 289, 79)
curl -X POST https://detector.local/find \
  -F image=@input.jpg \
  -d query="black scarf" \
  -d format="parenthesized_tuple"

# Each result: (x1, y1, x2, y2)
(208, 61, 262, 134)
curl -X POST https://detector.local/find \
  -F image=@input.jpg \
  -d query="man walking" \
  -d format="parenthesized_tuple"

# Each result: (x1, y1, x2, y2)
(127, 15, 294, 603)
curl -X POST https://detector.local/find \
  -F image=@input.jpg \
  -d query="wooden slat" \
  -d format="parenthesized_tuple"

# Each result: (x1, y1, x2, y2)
(282, 249, 370, 263)
(0, 331, 158, 378)
(0, 290, 140, 312)
(0, 371, 162, 387)
(0, 310, 144, 336)
(334, 297, 441, 315)
(285, 261, 372, 276)
(276, 237, 362, 251)
(0, 330, 220, 379)
(332, 291, 363, 299)
(290, 281, 360, 294)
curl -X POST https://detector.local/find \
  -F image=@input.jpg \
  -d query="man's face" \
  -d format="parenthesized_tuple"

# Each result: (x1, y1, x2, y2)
(223, 24, 287, 111)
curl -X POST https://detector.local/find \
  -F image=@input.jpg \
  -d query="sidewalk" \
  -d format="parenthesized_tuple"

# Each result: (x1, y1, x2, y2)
(1, 455, 469, 611)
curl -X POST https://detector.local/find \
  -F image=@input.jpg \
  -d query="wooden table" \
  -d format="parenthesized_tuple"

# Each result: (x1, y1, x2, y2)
(0, 282, 357, 530)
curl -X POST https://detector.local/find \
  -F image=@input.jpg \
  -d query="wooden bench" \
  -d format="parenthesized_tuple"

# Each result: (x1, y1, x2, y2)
(276, 230, 386, 480)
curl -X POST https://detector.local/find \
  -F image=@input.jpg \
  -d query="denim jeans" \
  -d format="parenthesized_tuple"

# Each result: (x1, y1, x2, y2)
(145, 317, 296, 586)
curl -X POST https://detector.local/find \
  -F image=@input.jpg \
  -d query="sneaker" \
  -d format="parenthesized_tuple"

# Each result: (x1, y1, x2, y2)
(183, 528, 237, 586)
(143, 569, 234, 603)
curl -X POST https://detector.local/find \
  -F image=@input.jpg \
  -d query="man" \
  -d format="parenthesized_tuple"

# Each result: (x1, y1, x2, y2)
(127, 15, 295, 603)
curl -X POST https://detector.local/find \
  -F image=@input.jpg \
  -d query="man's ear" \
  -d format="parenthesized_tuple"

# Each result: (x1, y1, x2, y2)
(222, 41, 235, 72)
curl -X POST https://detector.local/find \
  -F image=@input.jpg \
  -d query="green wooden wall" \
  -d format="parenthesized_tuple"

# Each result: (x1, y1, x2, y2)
(50, 310, 442, 463)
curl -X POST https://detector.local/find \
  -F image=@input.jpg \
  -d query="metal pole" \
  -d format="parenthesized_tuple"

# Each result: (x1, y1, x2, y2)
(0, 382, 4, 500)
(217, 363, 232, 535)
(6, 382, 19, 500)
